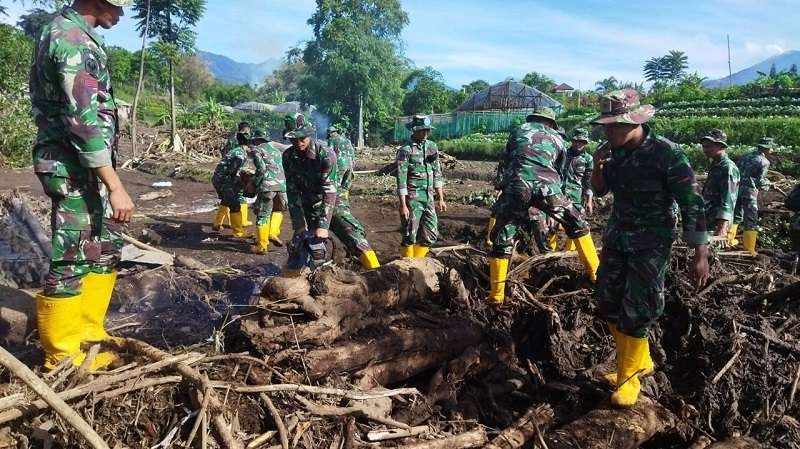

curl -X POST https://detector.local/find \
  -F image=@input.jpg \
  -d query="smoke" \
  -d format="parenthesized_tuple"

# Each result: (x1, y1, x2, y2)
(311, 110, 332, 141)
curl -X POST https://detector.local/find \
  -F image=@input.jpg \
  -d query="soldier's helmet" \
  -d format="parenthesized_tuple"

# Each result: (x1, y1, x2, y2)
(104, 0, 134, 6)
(757, 137, 776, 150)
(572, 128, 590, 143)
(591, 89, 655, 125)
(285, 120, 315, 140)
(326, 126, 339, 138)
(284, 113, 305, 133)
(700, 129, 728, 148)
(250, 128, 269, 143)
(406, 115, 435, 132)
(525, 107, 558, 128)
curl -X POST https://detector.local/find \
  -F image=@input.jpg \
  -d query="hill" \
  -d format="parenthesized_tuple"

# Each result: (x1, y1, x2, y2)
(705, 50, 800, 88)
(198, 51, 281, 86)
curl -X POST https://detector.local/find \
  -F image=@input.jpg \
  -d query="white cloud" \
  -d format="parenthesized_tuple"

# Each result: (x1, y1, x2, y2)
(743, 40, 787, 59)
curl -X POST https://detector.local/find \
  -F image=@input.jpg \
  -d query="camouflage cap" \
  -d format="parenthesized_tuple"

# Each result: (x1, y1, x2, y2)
(700, 129, 728, 148)
(557, 126, 567, 138)
(591, 89, 655, 125)
(284, 113, 305, 133)
(251, 128, 269, 142)
(572, 128, 590, 142)
(405, 115, 435, 132)
(104, 0, 134, 6)
(756, 137, 776, 150)
(526, 107, 557, 126)
(286, 123, 315, 139)
(326, 126, 339, 135)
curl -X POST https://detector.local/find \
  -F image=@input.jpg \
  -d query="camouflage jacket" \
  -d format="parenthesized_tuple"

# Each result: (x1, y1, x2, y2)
(595, 127, 708, 248)
(736, 150, 771, 192)
(221, 132, 239, 157)
(493, 135, 515, 190)
(252, 142, 286, 193)
(283, 140, 339, 231)
(504, 122, 565, 197)
(31, 6, 119, 179)
(329, 134, 356, 192)
(396, 139, 444, 200)
(562, 147, 594, 205)
(702, 154, 740, 223)
(212, 146, 248, 187)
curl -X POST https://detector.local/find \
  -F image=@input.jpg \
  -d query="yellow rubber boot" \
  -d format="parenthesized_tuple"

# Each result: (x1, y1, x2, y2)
(269, 212, 284, 247)
(611, 334, 649, 407)
(574, 234, 600, 282)
(37, 294, 117, 371)
(413, 245, 430, 258)
(400, 245, 414, 258)
(240, 203, 253, 227)
(565, 239, 576, 252)
(251, 224, 269, 254)
(81, 271, 124, 345)
(212, 205, 229, 231)
(727, 223, 740, 247)
(488, 257, 510, 305)
(486, 217, 497, 247)
(230, 211, 252, 239)
(549, 233, 558, 251)
(359, 250, 381, 269)
(603, 323, 654, 385)
(743, 230, 758, 256)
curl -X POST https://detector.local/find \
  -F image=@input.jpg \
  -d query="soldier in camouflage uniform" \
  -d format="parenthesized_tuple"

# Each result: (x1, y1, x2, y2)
(488, 108, 599, 305)
(327, 126, 356, 200)
(733, 137, 774, 255)
(222, 122, 250, 157)
(30, 0, 136, 371)
(559, 128, 594, 251)
(283, 118, 380, 269)
(214, 122, 252, 229)
(248, 129, 287, 254)
(211, 134, 251, 238)
(699, 129, 740, 244)
(590, 89, 709, 407)
(396, 115, 447, 258)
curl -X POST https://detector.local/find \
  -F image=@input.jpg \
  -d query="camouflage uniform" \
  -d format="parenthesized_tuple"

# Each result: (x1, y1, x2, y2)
(396, 138, 444, 247)
(489, 121, 588, 258)
(251, 140, 287, 226)
(31, 6, 124, 297)
(702, 154, 740, 230)
(594, 127, 708, 337)
(734, 147, 771, 231)
(328, 132, 356, 196)
(283, 136, 373, 257)
(562, 142, 594, 210)
(212, 145, 248, 213)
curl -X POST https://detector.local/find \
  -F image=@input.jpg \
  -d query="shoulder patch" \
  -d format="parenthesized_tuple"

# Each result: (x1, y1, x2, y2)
(82, 49, 99, 77)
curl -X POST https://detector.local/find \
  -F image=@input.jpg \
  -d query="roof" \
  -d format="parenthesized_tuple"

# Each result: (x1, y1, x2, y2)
(553, 83, 575, 92)
(456, 80, 562, 112)
(234, 102, 275, 112)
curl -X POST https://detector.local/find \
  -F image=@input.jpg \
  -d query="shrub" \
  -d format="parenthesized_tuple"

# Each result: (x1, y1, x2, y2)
(650, 117, 800, 148)
(0, 24, 34, 168)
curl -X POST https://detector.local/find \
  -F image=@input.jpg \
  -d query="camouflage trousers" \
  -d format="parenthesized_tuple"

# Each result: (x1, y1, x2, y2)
(490, 193, 552, 254)
(490, 187, 588, 258)
(296, 198, 373, 257)
(253, 191, 287, 226)
(213, 180, 242, 213)
(401, 195, 438, 247)
(733, 188, 759, 230)
(595, 242, 672, 338)
(37, 174, 123, 297)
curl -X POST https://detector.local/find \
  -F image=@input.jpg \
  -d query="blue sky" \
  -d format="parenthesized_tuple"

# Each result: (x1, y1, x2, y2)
(3, 0, 797, 88)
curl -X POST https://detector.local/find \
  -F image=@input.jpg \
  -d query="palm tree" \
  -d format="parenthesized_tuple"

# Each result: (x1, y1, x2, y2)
(663, 50, 688, 84)
(595, 77, 619, 93)
(643, 57, 665, 83)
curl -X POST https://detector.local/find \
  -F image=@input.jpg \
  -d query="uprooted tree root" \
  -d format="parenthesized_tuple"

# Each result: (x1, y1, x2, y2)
(2, 246, 800, 448)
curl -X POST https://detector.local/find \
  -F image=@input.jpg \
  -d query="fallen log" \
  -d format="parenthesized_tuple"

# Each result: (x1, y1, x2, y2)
(544, 397, 677, 449)
(395, 428, 488, 449)
(357, 351, 464, 389)
(484, 403, 554, 449)
(706, 437, 761, 449)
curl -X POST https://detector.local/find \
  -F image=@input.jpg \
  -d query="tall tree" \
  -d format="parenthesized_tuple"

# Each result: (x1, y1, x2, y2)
(16, 7, 52, 38)
(301, 0, 409, 143)
(175, 54, 213, 102)
(259, 47, 306, 104)
(130, 0, 150, 158)
(663, 50, 688, 84)
(133, 0, 205, 149)
(595, 76, 619, 93)
(643, 56, 664, 83)
(401, 67, 453, 115)
(521, 71, 554, 92)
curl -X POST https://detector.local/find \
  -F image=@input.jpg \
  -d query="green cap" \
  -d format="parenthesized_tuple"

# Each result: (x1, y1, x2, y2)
(286, 123, 315, 139)
(756, 137, 775, 150)
(591, 89, 655, 125)
(284, 113, 305, 133)
(526, 107, 557, 126)
(572, 128, 590, 142)
(105, 0, 134, 6)
(405, 115, 434, 132)
(700, 129, 728, 148)
(251, 128, 269, 141)
(326, 126, 339, 135)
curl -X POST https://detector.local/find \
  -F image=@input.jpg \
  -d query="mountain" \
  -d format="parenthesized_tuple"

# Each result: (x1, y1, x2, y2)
(704, 50, 800, 88)
(198, 51, 281, 86)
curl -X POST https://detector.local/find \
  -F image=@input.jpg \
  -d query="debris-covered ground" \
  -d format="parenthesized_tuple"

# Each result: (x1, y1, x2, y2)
(1, 148, 799, 449)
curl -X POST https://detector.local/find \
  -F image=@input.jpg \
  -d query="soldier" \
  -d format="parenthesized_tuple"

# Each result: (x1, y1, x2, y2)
(211, 132, 251, 238)
(700, 129, 740, 243)
(560, 128, 594, 251)
(488, 107, 599, 305)
(327, 126, 356, 200)
(396, 115, 447, 258)
(590, 89, 709, 407)
(222, 122, 250, 157)
(249, 129, 286, 254)
(283, 118, 380, 269)
(215, 122, 253, 228)
(30, 0, 135, 370)
(733, 137, 774, 255)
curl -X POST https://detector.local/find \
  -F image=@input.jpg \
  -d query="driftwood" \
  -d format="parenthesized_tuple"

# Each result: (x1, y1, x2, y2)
(484, 404, 554, 449)
(544, 397, 677, 449)
(706, 438, 761, 449)
(0, 345, 109, 449)
(395, 428, 488, 449)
